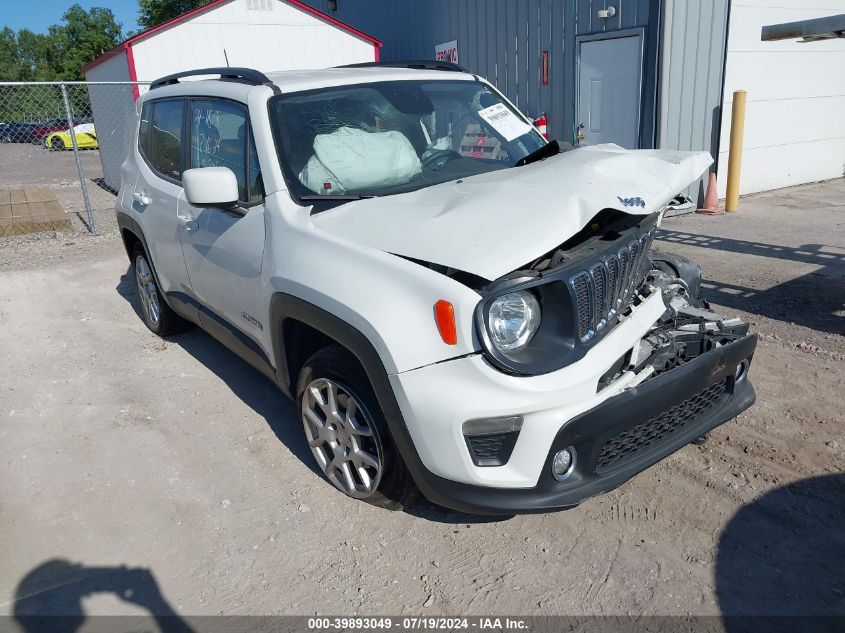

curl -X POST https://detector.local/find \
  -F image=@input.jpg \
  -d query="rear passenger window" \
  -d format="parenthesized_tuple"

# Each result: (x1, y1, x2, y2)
(189, 99, 263, 204)
(139, 100, 185, 181)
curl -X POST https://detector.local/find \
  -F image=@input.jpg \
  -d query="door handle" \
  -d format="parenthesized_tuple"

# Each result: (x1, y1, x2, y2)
(177, 214, 199, 232)
(133, 192, 150, 206)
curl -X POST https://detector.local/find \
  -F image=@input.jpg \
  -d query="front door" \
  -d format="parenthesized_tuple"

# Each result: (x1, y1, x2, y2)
(178, 98, 269, 356)
(577, 32, 643, 148)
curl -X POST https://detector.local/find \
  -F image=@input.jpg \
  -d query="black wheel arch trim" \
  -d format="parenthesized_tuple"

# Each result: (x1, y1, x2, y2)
(268, 292, 447, 503)
(117, 211, 148, 260)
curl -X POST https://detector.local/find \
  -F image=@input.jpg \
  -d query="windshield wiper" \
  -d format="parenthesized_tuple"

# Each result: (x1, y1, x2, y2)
(300, 194, 374, 201)
(514, 139, 560, 167)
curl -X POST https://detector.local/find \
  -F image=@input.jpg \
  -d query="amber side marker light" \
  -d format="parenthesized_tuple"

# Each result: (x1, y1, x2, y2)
(434, 300, 457, 345)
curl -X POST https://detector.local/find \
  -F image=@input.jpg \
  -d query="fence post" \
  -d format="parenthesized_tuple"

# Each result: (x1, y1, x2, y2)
(60, 82, 95, 234)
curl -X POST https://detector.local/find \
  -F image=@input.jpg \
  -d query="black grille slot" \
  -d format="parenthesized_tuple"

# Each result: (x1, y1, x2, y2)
(595, 380, 730, 474)
(606, 257, 619, 316)
(465, 431, 519, 467)
(591, 264, 608, 330)
(569, 227, 656, 343)
(627, 240, 640, 292)
(572, 272, 592, 339)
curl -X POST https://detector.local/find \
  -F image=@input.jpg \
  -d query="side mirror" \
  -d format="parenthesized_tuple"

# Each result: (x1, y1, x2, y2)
(183, 167, 240, 211)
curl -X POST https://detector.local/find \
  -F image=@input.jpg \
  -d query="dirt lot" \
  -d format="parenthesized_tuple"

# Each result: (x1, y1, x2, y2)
(0, 143, 119, 238)
(0, 178, 842, 619)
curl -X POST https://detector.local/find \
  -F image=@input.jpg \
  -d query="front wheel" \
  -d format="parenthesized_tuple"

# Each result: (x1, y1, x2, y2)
(49, 136, 65, 150)
(297, 345, 418, 511)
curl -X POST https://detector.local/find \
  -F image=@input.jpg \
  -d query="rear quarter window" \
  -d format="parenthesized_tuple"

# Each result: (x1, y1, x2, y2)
(139, 100, 185, 181)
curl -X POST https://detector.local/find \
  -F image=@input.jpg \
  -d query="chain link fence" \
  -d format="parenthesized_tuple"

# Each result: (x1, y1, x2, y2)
(0, 81, 149, 236)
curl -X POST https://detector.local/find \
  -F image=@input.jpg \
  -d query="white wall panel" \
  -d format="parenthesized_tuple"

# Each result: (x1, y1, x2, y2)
(719, 138, 845, 196)
(84, 54, 136, 190)
(84, 52, 131, 82)
(717, 2, 845, 196)
(131, 0, 375, 81)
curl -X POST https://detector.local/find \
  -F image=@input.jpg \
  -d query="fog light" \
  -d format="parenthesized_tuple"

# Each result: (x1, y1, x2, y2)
(735, 359, 749, 383)
(552, 448, 576, 481)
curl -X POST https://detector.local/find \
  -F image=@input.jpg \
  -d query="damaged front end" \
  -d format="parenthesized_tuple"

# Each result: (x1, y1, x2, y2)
(474, 208, 757, 393)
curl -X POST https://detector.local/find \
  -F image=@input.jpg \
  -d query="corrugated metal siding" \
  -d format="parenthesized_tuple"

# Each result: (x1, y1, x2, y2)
(303, 0, 729, 164)
(658, 0, 730, 204)
(305, 0, 660, 145)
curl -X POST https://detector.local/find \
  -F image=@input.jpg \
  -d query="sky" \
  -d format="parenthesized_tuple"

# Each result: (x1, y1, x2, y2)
(3, 0, 141, 35)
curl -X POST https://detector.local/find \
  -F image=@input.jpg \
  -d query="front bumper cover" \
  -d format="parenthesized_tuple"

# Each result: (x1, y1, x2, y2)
(408, 333, 757, 515)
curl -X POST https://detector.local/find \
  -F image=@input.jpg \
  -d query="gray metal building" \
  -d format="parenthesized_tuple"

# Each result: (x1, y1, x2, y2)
(303, 0, 730, 201)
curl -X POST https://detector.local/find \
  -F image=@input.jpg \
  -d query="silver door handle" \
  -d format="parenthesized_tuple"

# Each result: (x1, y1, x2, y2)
(177, 215, 198, 232)
(133, 192, 150, 206)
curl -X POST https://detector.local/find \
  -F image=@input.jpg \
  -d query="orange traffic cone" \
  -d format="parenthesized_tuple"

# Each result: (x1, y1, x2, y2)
(698, 171, 723, 215)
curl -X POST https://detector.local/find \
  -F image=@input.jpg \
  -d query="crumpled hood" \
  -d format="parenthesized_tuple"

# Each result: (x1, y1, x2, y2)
(310, 144, 712, 280)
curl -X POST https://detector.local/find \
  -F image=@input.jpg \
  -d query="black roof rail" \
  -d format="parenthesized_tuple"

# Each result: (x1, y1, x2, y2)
(149, 67, 280, 93)
(336, 59, 468, 73)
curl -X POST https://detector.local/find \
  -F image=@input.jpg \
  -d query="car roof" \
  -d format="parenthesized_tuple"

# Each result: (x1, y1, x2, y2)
(142, 66, 478, 103)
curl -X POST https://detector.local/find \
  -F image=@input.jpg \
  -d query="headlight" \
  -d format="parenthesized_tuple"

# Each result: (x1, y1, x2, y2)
(488, 290, 541, 354)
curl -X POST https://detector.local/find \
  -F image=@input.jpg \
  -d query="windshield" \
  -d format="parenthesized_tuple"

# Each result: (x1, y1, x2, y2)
(268, 79, 546, 202)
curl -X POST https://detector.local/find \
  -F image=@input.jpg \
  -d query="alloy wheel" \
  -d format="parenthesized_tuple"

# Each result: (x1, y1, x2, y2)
(301, 378, 383, 498)
(134, 254, 161, 326)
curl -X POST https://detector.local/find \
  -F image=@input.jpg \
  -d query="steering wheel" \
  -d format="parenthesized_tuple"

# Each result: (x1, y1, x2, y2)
(422, 149, 462, 171)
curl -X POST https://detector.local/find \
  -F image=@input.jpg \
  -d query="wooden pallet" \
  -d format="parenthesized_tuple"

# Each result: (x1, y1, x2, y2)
(0, 187, 72, 237)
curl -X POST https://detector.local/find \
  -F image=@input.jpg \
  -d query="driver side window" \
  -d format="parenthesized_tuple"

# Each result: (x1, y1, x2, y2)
(189, 99, 263, 204)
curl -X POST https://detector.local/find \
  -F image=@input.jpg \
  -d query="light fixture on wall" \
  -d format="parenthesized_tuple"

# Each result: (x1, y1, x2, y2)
(597, 6, 617, 19)
(328, 0, 337, 11)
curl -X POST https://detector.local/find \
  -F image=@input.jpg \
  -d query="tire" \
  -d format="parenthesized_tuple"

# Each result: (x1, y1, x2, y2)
(130, 243, 193, 336)
(297, 345, 419, 511)
(49, 136, 65, 151)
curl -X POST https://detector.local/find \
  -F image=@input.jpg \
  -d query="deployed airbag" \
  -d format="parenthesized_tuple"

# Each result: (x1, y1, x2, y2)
(299, 126, 422, 194)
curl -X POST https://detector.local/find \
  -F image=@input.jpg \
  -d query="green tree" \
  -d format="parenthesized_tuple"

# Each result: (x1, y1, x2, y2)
(138, 0, 214, 30)
(16, 29, 54, 81)
(0, 28, 23, 80)
(0, 5, 122, 81)
(50, 5, 123, 79)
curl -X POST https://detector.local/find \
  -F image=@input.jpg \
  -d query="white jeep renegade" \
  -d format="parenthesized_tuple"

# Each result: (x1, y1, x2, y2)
(117, 63, 757, 514)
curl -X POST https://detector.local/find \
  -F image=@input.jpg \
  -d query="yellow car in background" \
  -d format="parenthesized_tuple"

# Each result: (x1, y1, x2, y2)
(44, 123, 98, 150)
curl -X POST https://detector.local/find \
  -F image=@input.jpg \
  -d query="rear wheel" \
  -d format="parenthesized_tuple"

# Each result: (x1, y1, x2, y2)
(49, 136, 65, 150)
(131, 244, 192, 336)
(297, 345, 418, 511)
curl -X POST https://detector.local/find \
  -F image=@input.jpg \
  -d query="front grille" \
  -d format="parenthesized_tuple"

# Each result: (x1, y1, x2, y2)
(465, 431, 519, 467)
(570, 227, 656, 341)
(595, 379, 730, 474)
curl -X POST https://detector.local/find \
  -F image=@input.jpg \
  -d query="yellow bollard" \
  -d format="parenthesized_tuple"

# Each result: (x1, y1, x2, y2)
(725, 90, 747, 212)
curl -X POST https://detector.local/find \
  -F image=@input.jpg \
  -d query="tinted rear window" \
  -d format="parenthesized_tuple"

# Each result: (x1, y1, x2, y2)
(139, 100, 185, 181)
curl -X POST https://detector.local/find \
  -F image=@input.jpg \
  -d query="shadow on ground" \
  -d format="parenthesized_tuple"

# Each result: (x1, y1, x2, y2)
(657, 230, 845, 336)
(116, 270, 511, 525)
(716, 473, 845, 625)
(13, 559, 194, 633)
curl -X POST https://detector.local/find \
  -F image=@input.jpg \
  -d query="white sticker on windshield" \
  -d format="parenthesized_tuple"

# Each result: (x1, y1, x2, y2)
(477, 103, 532, 142)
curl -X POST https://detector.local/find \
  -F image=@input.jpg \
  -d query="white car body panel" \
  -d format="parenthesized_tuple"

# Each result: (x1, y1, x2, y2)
(261, 192, 484, 374)
(115, 66, 752, 503)
(390, 290, 669, 486)
(312, 146, 712, 280)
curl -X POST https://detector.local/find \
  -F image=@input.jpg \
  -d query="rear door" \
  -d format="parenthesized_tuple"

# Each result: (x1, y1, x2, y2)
(133, 98, 192, 294)
(177, 98, 269, 355)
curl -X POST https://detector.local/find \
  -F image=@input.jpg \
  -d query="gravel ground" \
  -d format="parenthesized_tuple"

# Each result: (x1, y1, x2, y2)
(0, 178, 842, 619)
(0, 142, 119, 244)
